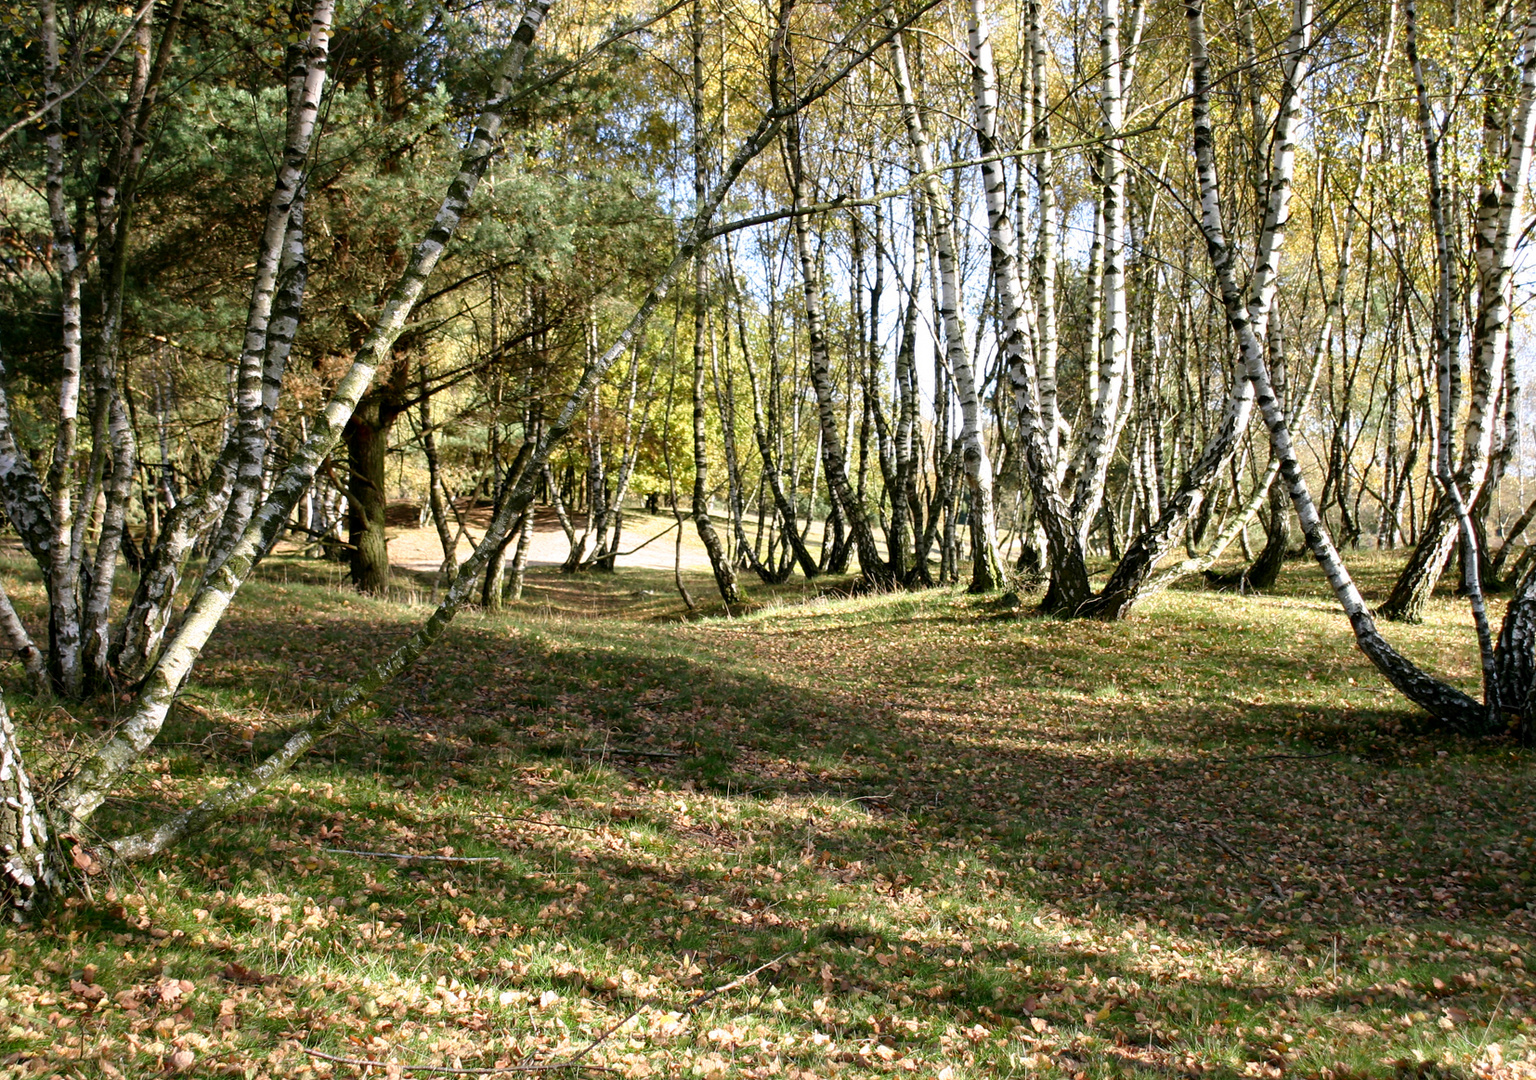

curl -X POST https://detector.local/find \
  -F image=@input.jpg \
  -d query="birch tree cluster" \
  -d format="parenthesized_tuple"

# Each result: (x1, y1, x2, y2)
(3, 0, 1536, 907)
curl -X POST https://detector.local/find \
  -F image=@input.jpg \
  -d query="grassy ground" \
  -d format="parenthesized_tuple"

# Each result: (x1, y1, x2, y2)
(3, 551, 1535, 1079)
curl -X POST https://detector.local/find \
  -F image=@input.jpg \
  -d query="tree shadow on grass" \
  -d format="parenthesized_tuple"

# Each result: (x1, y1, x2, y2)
(41, 567, 1533, 1079)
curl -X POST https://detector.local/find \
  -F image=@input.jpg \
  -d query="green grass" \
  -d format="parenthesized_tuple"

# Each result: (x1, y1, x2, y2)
(2, 550, 1534, 1079)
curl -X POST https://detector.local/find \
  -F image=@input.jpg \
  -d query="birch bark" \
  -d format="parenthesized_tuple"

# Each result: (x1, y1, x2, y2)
(1069, 0, 1130, 545)
(784, 117, 888, 581)
(689, 5, 739, 603)
(881, 2, 1002, 590)
(0, 693, 54, 914)
(1382, 2, 1536, 622)
(58, 0, 557, 827)
(105, 0, 917, 858)
(206, 8, 334, 571)
(1409, 0, 1528, 718)
(41, 0, 86, 696)
(917, 2, 1084, 608)
(1187, 0, 1491, 731)
(1083, 0, 1309, 618)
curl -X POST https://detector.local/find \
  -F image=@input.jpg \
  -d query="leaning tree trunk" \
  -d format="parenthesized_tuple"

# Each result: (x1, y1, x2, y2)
(595, 330, 653, 573)
(43, 0, 913, 884)
(1186, 0, 1494, 732)
(1079, 0, 1302, 619)
(1491, 491, 1536, 581)
(50, 0, 559, 836)
(204, 21, 329, 574)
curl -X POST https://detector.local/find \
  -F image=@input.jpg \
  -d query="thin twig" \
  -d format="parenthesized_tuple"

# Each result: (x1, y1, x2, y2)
(503, 816, 605, 834)
(322, 847, 502, 863)
(300, 1048, 612, 1074)
(1202, 832, 1286, 899)
(563, 1004, 648, 1068)
(1474, 992, 1508, 1060)
(1210, 751, 1345, 764)
(682, 952, 794, 1015)
(577, 747, 679, 759)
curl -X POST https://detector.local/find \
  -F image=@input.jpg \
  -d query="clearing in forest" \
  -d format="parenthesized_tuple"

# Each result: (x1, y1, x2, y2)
(3, 554, 1533, 1079)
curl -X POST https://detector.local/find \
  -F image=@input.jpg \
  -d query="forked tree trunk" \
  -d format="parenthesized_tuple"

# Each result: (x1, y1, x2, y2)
(111, 9, 327, 678)
(734, 261, 819, 580)
(1079, 0, 1303, 619)
(1411, 0, 1513, 716)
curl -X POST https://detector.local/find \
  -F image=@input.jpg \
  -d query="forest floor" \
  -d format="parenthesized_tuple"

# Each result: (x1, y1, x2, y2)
(4, 550, 1536, 1079)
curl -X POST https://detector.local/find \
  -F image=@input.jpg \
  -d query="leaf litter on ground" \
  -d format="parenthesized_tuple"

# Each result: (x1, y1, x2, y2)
(0, 553, 1533, 1079)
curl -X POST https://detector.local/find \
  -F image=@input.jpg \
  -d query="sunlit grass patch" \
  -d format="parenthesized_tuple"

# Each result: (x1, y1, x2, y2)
(1, 553, 1533, 1078)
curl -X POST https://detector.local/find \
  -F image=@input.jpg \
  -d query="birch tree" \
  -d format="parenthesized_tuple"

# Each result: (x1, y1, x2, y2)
(1185, 0, 1536, 733)
(1380, 0, 1536, 622)
(889, 4, 1003, 591)
(0, 0, 936, 906)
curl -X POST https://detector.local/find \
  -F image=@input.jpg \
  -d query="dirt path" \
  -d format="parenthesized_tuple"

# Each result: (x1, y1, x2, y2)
(386, 505, 719, 574)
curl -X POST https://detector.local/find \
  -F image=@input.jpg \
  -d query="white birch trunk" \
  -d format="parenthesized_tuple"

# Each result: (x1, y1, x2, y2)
(58, 0, 555, 827)
(0, 693, 55, 913)
(1028, 0, 1059, 466)
(882, 0, 1002, 591)
(1186, 0, 1488, 730)
(206, 5, 333, 571)
(1069, 0, 1130, 546)
(1409, 0, 1531, 719)
(784, 120, 887, 581)
(104, 0, 899, 858)
(41, 0, 86, 696)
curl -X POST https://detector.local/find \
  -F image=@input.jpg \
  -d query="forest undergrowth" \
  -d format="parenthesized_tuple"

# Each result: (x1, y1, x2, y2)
(2, 553, 1534, 1079)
